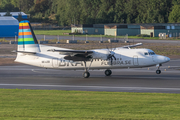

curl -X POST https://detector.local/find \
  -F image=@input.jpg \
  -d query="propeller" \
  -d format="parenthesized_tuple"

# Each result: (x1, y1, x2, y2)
(106, 46, 116, 65)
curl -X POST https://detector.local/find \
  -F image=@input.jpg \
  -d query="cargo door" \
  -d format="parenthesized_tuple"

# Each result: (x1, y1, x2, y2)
(52, 59, 58, 68)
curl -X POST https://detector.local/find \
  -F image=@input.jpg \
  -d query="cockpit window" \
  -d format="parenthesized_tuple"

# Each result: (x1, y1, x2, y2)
(144, 53, 148, 55)
(144, 52, 156, 56)
(150, 52, 156, 55)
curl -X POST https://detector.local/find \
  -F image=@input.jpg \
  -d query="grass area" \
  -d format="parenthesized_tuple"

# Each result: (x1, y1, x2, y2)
(34, 30, 71, 36)
(34, 30, 158, 39)
(149, 45, 180, 56)
(140, 43, 180, 56)
(0, 89, 180, 119)
(34, 30, 180, 40)
(0, 38, 9, 42)
(128, 36, 159, 39)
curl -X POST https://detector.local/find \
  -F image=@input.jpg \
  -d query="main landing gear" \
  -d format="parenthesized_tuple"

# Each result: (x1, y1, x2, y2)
(83, 71, 90, 78)
(156, 64, 162, 74)
(82, 60, 93, 78)
(105, 69, 112, 76)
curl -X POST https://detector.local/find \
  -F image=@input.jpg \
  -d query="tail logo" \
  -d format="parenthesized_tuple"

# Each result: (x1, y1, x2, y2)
(18, 21, 36, 45)
(17, 20, 40, 52)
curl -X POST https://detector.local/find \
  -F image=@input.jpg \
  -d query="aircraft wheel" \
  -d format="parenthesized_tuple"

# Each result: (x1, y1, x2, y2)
(105, 69, 112, 76)
(83, 72, 90, 78)
(156, 70, 161, 74)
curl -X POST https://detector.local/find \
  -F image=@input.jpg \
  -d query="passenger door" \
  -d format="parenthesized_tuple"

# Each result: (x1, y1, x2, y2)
(133, 56, 139, 66)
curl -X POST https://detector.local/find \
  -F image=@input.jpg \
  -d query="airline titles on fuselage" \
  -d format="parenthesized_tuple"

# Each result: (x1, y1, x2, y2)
(42, 59, 132, 66)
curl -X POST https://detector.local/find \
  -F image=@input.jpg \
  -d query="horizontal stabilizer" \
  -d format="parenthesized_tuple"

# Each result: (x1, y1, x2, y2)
(12, 50, 36, 54)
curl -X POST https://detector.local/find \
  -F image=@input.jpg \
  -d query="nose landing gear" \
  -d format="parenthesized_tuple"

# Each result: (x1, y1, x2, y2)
(156, 64, 162, 74)
(156, 70, 161, 74)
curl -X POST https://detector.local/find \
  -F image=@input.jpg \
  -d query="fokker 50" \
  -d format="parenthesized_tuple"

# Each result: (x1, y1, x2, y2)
(15, 21, 170, 78)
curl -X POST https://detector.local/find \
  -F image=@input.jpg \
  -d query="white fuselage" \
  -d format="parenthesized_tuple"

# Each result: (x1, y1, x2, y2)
(15, 45, 170, 70)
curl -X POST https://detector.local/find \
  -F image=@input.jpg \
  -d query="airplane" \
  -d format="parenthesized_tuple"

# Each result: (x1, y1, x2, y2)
(14, 20, 170, 78)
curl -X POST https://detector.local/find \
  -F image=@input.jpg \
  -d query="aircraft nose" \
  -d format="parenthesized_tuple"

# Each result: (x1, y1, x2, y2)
(156, 55, 170, 63)
(165, 57, 170, 62)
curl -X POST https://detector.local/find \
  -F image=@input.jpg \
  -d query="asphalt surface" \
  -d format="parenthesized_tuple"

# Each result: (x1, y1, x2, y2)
(0, 60, 180, 93)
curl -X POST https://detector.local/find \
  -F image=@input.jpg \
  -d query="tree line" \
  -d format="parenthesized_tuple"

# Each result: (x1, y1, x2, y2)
(0, 0, 180, 26)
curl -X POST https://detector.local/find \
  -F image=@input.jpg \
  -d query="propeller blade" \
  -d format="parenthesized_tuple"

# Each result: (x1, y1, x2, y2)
(106, 43, 116, 65)
(107, 54, 111, 59)
(113, 47, 116, 51)
(110, 57, 113, 65)
(106, 46, 109, 50)
(112, 55, 116, 60)
(111, 43, 112, 51)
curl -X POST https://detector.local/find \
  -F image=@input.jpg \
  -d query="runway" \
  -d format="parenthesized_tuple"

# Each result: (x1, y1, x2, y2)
(0, 60, 180, 93)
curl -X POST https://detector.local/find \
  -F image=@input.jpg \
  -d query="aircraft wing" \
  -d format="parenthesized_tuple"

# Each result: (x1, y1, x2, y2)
(47, 49, 93, 55)
(121, 43, 142, 49)
(47, 49, 94, 61)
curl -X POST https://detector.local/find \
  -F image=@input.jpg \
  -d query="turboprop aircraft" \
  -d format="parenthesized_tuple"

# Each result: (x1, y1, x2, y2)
(15, 20, 170, 78)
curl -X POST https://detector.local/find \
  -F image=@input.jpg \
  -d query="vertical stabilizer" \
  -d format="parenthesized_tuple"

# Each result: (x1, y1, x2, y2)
(18, 20, 40, 53)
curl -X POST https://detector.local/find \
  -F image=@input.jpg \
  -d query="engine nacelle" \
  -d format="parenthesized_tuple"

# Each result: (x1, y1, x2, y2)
(92, 50, 109, 60)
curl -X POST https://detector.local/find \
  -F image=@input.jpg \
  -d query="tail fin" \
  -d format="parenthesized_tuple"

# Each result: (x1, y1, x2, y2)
(18, 20, 40, 53)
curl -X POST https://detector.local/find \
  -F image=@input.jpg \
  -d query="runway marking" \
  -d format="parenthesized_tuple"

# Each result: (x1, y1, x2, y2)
(0, 84, 180, 91)
(31, 69, 52, 74)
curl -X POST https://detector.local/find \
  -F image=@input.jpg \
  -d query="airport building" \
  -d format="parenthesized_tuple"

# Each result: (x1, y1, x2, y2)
(140, 24, 180, 37)
(71, 23, 180, 37)
(0, 17, 19, 37)
(104, 24, 140, 36)
(0, 12, 28, 19)
(71, 24, 104, 35)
